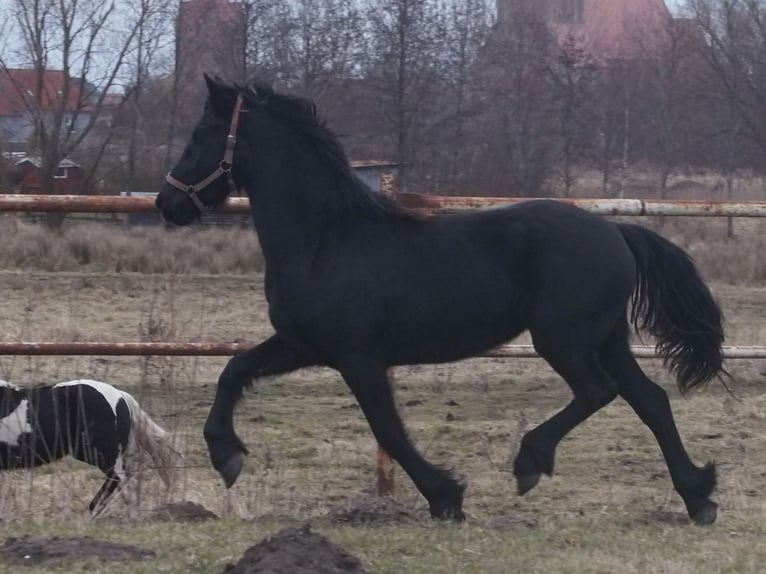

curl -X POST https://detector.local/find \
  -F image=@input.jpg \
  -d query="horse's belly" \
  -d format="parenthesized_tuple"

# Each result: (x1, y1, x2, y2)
(383, 300, 525, 365)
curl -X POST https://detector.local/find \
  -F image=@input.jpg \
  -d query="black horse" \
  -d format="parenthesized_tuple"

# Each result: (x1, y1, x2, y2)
(156, 75, 727, 525)
(0, 379, 179, 515)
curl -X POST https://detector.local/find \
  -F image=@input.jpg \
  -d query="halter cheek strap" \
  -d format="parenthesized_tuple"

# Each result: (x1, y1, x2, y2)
(165, 95, 244, 212)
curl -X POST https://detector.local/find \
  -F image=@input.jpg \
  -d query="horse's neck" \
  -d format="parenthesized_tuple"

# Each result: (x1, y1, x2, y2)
(247, 178, 348, 269)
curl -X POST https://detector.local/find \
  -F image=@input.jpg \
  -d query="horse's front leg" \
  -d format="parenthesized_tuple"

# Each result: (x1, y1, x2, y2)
(338, 356, 466, 521)
(204, 334, 313, 488)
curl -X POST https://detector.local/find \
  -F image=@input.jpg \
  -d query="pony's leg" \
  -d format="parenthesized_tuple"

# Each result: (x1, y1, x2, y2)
(338, 356, 466, 520)
(89, 471, 120, 516)
(204, 335, 314, 488)
(513, 348, 618, 495)
(603, 340, 717, 525)
(114, 450, 136, 509)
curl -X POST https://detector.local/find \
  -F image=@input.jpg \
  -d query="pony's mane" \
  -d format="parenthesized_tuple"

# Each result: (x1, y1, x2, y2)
(239, 83, 418, 220)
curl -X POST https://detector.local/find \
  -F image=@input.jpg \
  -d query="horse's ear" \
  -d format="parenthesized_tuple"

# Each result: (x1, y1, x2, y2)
(203, 74, 236, 114)
(252, 80, 274, 101)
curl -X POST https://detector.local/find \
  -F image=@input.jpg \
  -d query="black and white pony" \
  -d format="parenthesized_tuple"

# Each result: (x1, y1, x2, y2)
(0, 378, 179, 515)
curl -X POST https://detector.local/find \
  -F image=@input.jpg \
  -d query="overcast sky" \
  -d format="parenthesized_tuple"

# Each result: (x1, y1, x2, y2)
(666, 0, 684, 14)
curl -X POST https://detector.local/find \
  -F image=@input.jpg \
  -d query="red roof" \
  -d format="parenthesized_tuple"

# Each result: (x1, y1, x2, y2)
(496, 0, 675, 60)
(0, 68, 93, 116)
(553, 0, 673, 59)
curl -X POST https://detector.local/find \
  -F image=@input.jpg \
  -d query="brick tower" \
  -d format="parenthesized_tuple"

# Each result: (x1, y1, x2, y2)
(175, 0, 247, 124)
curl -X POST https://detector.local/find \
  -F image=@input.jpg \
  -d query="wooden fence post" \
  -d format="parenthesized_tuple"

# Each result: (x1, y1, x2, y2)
(376, 368, 396, 496)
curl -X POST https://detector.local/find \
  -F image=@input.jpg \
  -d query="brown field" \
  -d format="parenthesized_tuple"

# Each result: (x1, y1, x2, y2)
(0, 216, 764, 573)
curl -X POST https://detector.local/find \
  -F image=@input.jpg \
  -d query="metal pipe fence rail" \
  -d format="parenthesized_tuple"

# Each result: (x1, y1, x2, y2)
(2, 193, 766, 217)
(1, 193, 764, 495)
(1, 341, 765, 359)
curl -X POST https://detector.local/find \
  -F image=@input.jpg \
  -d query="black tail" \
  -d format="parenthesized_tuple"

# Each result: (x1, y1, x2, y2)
(618, 223, 727, 393)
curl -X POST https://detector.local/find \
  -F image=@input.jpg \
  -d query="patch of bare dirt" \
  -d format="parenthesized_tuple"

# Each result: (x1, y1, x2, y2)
(148, 501, 219, 522)
(0, 535, 155, 565)
(326, 495, 418, 525)
(223, 525, 367, 574)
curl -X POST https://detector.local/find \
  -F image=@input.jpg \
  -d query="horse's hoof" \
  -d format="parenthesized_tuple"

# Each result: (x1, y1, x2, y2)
(516, 473, 541, 496)
(690, 500, 717, 525)
(430, 505, 466, 522)
(218, 452, 244, 488)
(450, 509, 466, 522)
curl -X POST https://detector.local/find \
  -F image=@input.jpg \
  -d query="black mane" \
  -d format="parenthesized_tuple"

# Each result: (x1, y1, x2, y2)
(239, 83, 417, 220)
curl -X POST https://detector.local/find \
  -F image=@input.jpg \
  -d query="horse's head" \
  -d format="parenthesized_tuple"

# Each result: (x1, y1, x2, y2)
(157, 75, 262, 225)
(158, 74, 381, 230)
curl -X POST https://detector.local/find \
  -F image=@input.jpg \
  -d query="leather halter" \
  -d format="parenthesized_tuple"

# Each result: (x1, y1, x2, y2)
(165, 95, 244, 212)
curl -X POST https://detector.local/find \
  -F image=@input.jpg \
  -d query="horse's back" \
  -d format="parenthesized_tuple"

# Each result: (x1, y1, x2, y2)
(496, 200, 638, 291)
(53, 379, 130, 417)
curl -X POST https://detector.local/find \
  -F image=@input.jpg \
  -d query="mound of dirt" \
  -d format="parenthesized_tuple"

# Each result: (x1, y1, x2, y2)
(148, 501, 219, 523)
(0, 535, 155, 564)
(223, 525, 367, 574)
(327, 495, 417, 525)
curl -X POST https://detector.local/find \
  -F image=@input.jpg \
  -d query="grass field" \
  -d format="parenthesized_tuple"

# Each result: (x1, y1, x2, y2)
(0, 217, 764, 573)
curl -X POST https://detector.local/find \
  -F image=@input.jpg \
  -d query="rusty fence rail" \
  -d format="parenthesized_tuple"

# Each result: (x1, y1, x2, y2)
(2, 193, 766, 217)
(1, 193, 764, 496)
(1, 341, 765, 359)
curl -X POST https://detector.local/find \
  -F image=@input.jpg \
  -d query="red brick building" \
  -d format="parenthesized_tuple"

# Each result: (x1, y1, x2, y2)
(175, 0, 247, 125)
(0, 68, 93, 153)
(497, 0, 675, 60)
(12, 156, 82, 194)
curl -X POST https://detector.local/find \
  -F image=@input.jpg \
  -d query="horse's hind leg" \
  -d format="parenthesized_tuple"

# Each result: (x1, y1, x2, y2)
(338, 356, 466, 520)
(513, 341, 618, 495)
(205, 335, 315, 488)
(89, 470, 120, 516)
(602, 334, 717, 525)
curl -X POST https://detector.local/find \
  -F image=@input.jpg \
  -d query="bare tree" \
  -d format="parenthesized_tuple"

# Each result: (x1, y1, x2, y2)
(471, 1, 557, 196)
(366, 0, 449, 191)
(435, 0, 493, 193)
(243, 0, 282, 79)
(121, 0, 175, 193)
(0, 0, 161, 205)
(275, 0, 365, 98)
(589, 60, 623, 196)
(548, 35, 600, 197)
(686, 0, 766, 157)
(624, 14, 700, 197)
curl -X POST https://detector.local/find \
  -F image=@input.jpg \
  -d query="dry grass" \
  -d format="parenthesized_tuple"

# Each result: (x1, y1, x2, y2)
(1, 207, 765, 283)
(0, 217, 263, 274)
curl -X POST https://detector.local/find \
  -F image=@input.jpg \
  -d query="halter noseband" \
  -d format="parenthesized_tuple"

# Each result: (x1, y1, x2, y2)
(165, 94, 245, 212)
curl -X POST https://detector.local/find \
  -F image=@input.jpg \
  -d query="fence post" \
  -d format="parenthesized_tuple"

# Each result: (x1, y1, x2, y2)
(376, 368, 396, 496)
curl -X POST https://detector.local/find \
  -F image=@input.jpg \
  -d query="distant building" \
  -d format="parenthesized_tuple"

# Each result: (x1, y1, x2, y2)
(496, 0, 675, 60)
(12, 155, 82, 194)
(175, 0, 247, 124)
(350, 161, 399, 195)
(0, 68, 92, 153)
